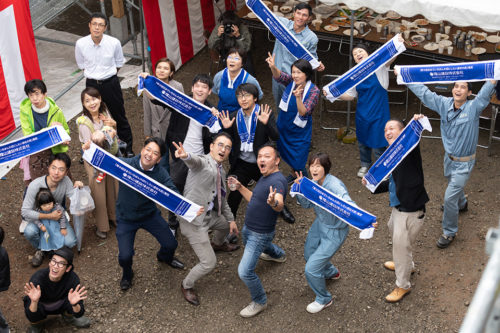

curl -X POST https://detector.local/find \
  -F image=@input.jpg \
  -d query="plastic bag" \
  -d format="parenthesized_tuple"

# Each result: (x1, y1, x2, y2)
(69, 186, 95, 216)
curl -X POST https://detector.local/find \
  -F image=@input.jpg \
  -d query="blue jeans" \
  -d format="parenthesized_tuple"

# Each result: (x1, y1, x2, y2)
(442, 155, 474, 237)
(24, 222, 77, 250)
(238, 225, 285, 305)
(116, 210, 177, 278)
(272, 80, 286, 110)
(358, 142, 386, 168)
(304, 221, 349, 304)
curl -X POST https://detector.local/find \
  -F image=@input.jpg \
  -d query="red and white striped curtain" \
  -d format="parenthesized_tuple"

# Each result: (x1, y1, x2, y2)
(0, 0, 41, 139)
(143, 0, 245, 71)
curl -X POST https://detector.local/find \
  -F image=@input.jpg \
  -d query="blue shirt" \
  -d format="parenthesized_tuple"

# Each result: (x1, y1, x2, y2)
(297, 174, 352, 229)
(244, 171, 287, 234)
(409, 82, 495, 157)
(272, 17, 318, 74)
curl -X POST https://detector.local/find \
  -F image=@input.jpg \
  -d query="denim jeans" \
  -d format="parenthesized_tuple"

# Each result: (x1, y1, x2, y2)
(24, 222, 77, 250)
(304, 221, 348, 304)
(358, 142, 385, 168)
(272, 80, 286, 110)
(442, 155, 474, 237)
(116, 210, 177, 279)
(238, 225, 285, 305)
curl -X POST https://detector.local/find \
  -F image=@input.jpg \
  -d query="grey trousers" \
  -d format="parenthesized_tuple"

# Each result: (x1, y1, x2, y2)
(179, 211, 229, 289)
(388, 208, 425, 289)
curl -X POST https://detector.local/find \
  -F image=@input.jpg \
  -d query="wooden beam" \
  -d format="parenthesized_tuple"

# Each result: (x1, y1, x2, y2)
(112, 0, 125, 18)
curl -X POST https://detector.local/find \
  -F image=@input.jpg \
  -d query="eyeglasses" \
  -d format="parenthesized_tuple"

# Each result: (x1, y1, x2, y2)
(50, 165, 67, 173)
(227, 56, 241, 61)
(236, 93, 252, 99)
(91, 22, 106, 28)
(50, 258, 68, 268)
(217, 142, 232, 151)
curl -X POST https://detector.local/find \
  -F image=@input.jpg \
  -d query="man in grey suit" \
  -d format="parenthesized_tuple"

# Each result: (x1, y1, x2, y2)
(173, 132, 239, 306)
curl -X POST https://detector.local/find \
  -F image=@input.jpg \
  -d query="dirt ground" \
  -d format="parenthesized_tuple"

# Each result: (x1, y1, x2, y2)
(1, 4, 500, 333)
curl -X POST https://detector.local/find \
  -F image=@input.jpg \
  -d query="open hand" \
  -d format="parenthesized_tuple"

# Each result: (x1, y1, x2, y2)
(257, 104, 271, 125)
(68, 284, 88, 306)
(218, 110, 235, 129)
(24, 282, 41, 302)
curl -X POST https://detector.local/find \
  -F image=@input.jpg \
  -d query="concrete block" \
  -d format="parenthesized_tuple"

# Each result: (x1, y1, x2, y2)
(109, 15, 128, 43)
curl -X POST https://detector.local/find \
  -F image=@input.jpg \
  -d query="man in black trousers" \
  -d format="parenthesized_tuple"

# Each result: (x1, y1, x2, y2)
(75, 12, 134, 157)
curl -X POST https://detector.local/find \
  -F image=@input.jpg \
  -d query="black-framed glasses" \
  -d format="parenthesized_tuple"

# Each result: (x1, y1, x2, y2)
(50, 258, 68, 268)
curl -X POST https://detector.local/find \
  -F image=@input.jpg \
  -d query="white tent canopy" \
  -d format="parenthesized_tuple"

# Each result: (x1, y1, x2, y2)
(321, 0, 500, 32)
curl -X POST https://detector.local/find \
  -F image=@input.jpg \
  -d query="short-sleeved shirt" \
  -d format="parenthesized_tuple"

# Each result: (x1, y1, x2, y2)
(244, 171, 287, 233)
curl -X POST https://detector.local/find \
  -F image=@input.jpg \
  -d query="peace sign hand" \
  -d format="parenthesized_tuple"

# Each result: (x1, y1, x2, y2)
(294, 171, 304, 184)
(267, 186, 277, 207)
(218, 110, 235, 129)
(172, 142, 188, 159)
(292, 84, 304, 98)
(265, 52, 276, 69)
(257, 104, 271, 125)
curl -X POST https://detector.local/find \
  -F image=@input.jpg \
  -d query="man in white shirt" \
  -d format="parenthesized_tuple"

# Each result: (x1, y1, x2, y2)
(75, 12, 134, 157)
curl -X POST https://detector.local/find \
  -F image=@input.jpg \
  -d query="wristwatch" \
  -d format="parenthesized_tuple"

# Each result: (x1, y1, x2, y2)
(272, 201, 279, 208)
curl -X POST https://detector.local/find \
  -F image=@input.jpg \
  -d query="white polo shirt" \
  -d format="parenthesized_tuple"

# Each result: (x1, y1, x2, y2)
(75, 34, 125, 80)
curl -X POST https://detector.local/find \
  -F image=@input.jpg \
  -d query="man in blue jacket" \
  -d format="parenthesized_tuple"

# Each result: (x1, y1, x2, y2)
(114, 137, 186, 290)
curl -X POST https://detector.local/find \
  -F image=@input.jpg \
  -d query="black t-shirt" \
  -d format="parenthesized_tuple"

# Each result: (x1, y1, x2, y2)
(244, 171, 287, 233)
(32, 111, 48, 132)
(0, 246, 10, 292)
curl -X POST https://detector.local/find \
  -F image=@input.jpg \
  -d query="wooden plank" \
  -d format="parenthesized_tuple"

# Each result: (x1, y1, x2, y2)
(112, 0, 125, 18)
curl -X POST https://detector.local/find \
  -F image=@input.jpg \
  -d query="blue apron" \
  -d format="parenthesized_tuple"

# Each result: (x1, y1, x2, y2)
(217, 69, 249, 114)
(277, 83, 313, 171)
(355, 73, 390, 148)
(39, 218, 65, 251)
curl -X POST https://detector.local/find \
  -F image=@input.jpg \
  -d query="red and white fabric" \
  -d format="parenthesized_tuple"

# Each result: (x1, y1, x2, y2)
(0, 0, 41, 140)
(143, 0, 245, 72)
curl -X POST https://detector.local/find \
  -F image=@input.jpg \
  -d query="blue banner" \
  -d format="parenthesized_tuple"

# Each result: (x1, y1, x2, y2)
(395, 60, 500, 84)
(83, 144, 201, 222)
(138, 75, 221, 133)
(245, 0, 320, 69)
(0, 126, 70, 166)
(290, 177, 377, 239)
(323, 35, 406, 102)
(364, 117, 432, 193)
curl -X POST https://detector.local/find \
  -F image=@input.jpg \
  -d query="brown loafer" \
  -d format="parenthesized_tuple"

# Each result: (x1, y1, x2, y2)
(211, 242, 240, 252)
(181, 283, 200, 306)
(385, 287, 411, 303)
(383, 261, 416, 273)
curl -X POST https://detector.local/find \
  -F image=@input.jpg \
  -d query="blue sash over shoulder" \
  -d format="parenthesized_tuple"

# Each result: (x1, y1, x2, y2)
(395, 60, 500, 84)
(138, 75, 221, 133)
(323, 35, 405, 102)
(246, 0, 320, 69)
(364, 117, 432, 193)
(83, 144, 201, 222)
(0, 126, 70, 166)
(291, 177, 377, 239)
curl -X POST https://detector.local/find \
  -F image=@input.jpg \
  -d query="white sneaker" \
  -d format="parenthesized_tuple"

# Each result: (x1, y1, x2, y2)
(357, 167, 369, 178)
(239, 301, 267, 318)
(306, 300, 333, 314)
(19, 219, 28, 234)
(259, 253, 286, 263)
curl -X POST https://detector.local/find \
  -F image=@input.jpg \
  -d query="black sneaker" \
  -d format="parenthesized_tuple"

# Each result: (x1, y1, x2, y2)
(32, 250, 44, 267)
(62, 314, 91, 328)
(120, 271, 134, 291)
(437, 234, 455, 249)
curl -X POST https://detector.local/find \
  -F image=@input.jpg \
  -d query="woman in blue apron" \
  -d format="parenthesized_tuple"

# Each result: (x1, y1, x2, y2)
(267, 55, 319, 178)
(338, 43, 393, 179)
(213, 47, 263, 117)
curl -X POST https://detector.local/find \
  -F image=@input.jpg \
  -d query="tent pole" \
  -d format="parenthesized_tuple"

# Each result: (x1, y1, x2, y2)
(140, 0, 145, 72)
(346, 11, 355, 131)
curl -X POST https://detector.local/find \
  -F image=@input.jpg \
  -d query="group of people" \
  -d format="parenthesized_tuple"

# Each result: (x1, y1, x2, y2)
(1, 4, 499, 332)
